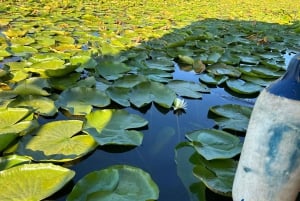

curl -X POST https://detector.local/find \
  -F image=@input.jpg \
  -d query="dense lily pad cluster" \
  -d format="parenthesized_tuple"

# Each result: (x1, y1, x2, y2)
(0, 0, 300, 200)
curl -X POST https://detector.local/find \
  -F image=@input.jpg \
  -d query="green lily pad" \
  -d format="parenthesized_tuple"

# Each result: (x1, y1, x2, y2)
(0, 107, 38, 136)
(11, 77, 50, 96)
(25, 58, 78, 77)
(55, 86, 110, 115)
(0, 163, 75, 201)
(11, 37, 35, 46)
(84, 109, 148, 146)
(17, 120, 97, 162)
(199, 73, 228, 85)
(130, 81, 176, 108)
(0, 154, 31, 171)
(209, 104, 252, 132)
(67, 165, 159, 201)
(113, 74, 148, 88)
(207, 63, 241, 77)
(8, 45, 38, 56)
(9, 96, 58, 116)
(106, 87, 131, 107)
(167, 80, 209, 98)
(226, 79, 263, 94)
(95, 61, 131, 80)
(186, 129, 242, 160)
(192, 153, 237, 196)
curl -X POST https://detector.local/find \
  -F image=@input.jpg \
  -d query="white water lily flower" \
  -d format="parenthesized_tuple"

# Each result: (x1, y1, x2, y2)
(173, 98, 187, 111)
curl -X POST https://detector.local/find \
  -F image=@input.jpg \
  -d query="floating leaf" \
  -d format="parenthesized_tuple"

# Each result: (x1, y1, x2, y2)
(9, 45, 38, 56)
(0, 163, 75, 201)
(95, 61, 131, 80)
(192, 153, 237, 196)
(113, 74, 148, 88)
(17, 120, 97, 162)
(199, 73, 228, 85)
(84, 109, 147, 146)
(186, 129, 242, 160)
(67, 165, 159, 201)
(0, 154, 31, 171)
(167, 80, 209, 98)
(206, 52, 222, 64)
(130, 81, 176, 108)
(9, 96, 58, 116)
(207, 63, 241, 77)
(106, 87, 131, 107)
(209, 104, 252, 132)
(226, 79, 263, 94)
(25, 58, 77, 77)
(55, 87, 110, 115)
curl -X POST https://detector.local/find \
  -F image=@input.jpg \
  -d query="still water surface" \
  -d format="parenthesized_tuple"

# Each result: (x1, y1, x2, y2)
(48, 63, 256, 201)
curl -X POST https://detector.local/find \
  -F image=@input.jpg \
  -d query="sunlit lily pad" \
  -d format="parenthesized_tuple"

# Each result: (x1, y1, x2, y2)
(226, 79, 263, 94)
(0, 107, 38, 136)
(17, 120, 97, 162)
(9, 96, 58, 116)
(67, 165, 159, 201)
(25, 58, 78, 77)
(84, 109, 148, 146)
(0, 154, 31, 171)
(130, 81, 176, 108)
(209, 104, 252, 132)
(55, 86, 110, 115)
(167, 80, 209, 98)
(0, 163, 75, 201)
(186, 129, 242, 160)
(8, 45, 38, 56)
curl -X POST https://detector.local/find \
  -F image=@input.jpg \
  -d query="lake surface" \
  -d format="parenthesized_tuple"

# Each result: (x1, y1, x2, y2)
(47, 62, 256, 201)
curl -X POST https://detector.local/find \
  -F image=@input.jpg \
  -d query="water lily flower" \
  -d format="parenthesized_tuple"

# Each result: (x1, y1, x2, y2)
(173, 98, 187, 111)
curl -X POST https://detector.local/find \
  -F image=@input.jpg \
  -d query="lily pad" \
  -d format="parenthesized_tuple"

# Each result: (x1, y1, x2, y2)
(0, 154, 31, 171)
(209, 104, 252, 132)
(95, 61, 131, 80)
(199, 73, 228, 85)
(25, 58, 78, 77)
(192, 153, 237, 196)
(55, 86, 110, 115)
(17, 120, 97, 162)
(0, 163, 75, 201)
(226, 79, 263, 94)
(8, 96, 58, 116)
(167, 80, 209, 98)
(207, 63, 241, 77)
(84, 109, 148, 146)
(186, 129, 242, 160)
(130, 81, 176, 108)
(67, 165, 159, 201)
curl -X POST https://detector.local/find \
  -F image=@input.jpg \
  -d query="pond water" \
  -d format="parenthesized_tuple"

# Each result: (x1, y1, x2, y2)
(46, 62, 256, 201)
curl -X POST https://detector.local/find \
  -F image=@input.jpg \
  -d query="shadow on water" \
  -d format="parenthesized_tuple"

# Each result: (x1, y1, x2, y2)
(23, 18, 299, 201)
